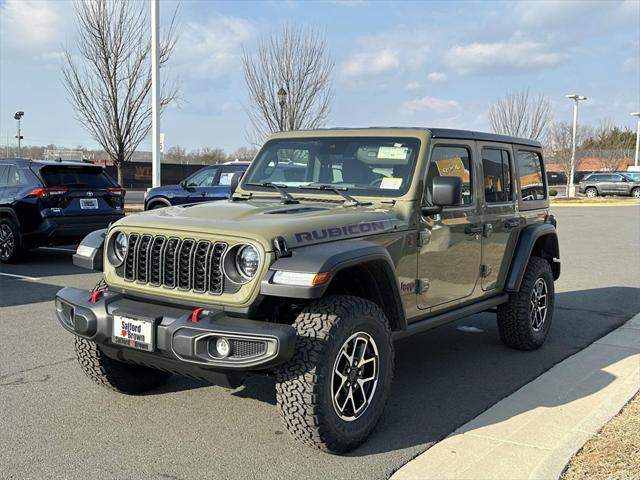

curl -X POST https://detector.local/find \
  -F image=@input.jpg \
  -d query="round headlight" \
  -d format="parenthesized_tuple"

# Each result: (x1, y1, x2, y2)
(113, 232, 128, 265)
(235, 244, 260, 280)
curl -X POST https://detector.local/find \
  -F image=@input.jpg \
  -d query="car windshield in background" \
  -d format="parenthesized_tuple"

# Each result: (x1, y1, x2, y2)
(41, 166, 114, 188)
(243, 137, 421, 197)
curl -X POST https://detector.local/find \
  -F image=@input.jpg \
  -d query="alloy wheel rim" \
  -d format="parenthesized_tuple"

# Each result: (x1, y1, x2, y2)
(0, 225, 15, 260)
(331, 331, 380, 422)
(530, 278, 548, 332)
(633, 190, 640, 198)
(587, 189, 595, 197)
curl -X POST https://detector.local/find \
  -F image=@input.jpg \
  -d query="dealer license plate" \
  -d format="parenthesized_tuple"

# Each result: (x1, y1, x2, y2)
(80, 198, 99, 209)
(112, 314, 154, 351)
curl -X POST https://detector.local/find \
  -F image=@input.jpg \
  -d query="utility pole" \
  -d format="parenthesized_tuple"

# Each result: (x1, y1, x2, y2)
(151, 0, 161, 188)
(565, 95, 587, 197)
(632, 112, 640, 167)
(14, 111, 24, 158)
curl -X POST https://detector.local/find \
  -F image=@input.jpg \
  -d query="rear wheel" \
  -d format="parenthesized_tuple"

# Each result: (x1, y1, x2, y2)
(0, 218, 22, 263)
(275, 295, 394, 453)
(497, 256, 554, 350)
(631, 187, 640, 199)
(585, 187, 598, 198)
(74, 280, 171, 394)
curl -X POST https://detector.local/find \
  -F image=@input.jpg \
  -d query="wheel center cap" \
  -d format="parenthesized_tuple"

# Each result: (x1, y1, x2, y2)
(348, 369, 358, 382)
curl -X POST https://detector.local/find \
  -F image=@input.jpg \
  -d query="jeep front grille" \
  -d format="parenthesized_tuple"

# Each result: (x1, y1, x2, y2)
(122, 234, 227, 295)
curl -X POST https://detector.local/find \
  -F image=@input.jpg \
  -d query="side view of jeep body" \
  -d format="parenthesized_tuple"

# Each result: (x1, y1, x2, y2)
(55, 128, 560, 453)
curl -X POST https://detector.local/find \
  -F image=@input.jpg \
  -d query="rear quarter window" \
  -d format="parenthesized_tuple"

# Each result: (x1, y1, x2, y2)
(517, 151, 546, 202)
(40, 166, 115, 188)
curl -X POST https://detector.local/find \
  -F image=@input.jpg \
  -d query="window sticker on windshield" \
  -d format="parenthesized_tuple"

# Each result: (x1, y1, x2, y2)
(380, 177, 403, 189)
(377, 146, 408, 160)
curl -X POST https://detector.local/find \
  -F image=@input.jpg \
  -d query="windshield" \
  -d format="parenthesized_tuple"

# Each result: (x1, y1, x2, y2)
(242, 137, 421, 197)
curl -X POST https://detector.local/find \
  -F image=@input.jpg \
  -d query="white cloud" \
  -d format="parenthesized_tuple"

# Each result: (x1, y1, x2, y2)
(427, 72, 447, 81)
(402, 96, 459, 114)
(341, 30, 430, 79)
(445, 41, 561, 74)
(0, 0, 67, 49)
(342, 48, 400, 77)
(33, 51, 65, 63)
(173, 16, 255, 79)
(405, 81, 421, 90)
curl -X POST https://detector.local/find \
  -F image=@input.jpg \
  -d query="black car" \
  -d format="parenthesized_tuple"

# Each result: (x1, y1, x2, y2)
(0, 159, 125, 262)
(144, 162, 250, 210)
(577, 172, 640, 198)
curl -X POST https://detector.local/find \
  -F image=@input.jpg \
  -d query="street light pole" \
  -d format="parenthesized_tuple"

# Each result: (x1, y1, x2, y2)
(565, 94, 587, 197)
(632, 112, 640, 167)
(151, 0, 161, 188)
(277, 87, 287, 132)
(14, 111, 24, 158)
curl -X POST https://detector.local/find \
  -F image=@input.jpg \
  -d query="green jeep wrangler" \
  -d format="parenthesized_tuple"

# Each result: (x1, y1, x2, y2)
(55, 128, 560, 453)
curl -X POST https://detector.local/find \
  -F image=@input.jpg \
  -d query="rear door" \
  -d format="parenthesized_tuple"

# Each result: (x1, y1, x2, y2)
(417, 140, 482, 311)
(478, 143, 519, 291)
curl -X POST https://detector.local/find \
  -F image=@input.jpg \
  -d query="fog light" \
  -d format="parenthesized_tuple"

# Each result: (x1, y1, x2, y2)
(216, 338, 231, 358)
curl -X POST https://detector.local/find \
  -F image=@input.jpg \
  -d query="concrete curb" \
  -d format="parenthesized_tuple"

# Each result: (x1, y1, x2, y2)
(391, 313, 640, 480)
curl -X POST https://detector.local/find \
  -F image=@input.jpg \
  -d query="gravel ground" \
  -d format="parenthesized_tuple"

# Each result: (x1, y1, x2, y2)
(562, 393, 640, 480)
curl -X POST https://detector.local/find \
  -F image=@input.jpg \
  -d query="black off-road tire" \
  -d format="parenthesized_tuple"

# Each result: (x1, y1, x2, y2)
(73, 280, 171, 394)
(0, 217, 22, 263)
(275, 295, 394, 453)
(497, 256, 555, 350)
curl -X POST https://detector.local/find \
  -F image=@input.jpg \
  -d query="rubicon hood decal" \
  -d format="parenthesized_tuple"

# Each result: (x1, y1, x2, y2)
(294, 220, 393, 244)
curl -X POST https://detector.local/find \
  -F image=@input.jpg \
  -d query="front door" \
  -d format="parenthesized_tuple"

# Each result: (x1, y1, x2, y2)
(478, 144, 519, 291)
(417, 141, 482, 311)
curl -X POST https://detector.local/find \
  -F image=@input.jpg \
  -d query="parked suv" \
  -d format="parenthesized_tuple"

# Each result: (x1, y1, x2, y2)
(144, 161, 250, 210)
(578, 172, 640, 198)
(0, 159, 125, 262)
(55, 128, 560, 453)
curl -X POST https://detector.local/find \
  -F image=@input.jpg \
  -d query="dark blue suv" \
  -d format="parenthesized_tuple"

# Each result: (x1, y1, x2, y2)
(144, 162, 249, 210)
(0, 159, 125, 262)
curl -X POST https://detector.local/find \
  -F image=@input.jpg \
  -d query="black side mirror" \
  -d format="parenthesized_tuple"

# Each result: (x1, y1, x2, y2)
(422, 176, 462, 216)
(230, 171, 244, 195)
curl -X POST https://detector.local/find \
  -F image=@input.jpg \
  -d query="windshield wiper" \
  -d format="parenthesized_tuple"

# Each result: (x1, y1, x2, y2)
(245, 182, 299, 204)
(299, 184, 370, 207)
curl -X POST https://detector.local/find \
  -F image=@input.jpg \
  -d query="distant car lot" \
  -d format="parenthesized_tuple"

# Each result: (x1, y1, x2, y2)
(1, 205, 638, 479)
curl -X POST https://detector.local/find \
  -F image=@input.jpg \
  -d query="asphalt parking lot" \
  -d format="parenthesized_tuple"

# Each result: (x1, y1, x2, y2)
(1, 206, 638, 480)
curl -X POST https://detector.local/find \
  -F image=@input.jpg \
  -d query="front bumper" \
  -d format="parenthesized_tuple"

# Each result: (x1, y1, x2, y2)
(55, 287, 296, 378)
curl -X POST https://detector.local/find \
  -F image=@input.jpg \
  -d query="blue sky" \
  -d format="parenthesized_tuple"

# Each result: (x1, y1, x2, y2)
(0, 0, 638, 153)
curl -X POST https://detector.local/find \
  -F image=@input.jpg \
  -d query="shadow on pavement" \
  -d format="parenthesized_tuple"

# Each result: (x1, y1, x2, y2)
(149, 286, 639, 457)
(0, 247, 85, 278)
(0, 277, 63, 307)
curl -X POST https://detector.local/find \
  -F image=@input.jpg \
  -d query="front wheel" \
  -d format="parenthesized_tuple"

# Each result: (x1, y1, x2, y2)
(275, 295, 394, 453)
(585, 187, 598, 198)
(497, 256, 555, 350)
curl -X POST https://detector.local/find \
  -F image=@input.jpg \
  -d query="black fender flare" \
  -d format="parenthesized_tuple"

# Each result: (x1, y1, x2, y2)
(72, 228, 106, 271)
(505, 223, 560, 293)
(260, 239, 406, 331)
(0, 207, 20, 228)
(145, 196, 172, 210)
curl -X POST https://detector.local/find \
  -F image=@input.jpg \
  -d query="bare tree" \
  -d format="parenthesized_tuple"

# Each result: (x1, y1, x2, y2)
(488, 90, 552, 141)
(242, 25, 334, 142)
(546, 121, 591, 189)
(583, 121, 635, 171)
(62, 0, 177, 185)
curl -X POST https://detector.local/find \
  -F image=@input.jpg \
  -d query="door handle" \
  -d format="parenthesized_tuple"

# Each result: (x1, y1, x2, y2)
(464, 224, 483, 235)
(504, 219, 520, 229)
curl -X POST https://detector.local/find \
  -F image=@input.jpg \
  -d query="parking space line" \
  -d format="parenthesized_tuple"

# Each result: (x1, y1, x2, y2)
(0, 272, 42, 281)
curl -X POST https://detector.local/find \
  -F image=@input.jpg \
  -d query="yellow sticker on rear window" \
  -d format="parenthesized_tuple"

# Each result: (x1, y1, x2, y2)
(377, 146, 408, 160)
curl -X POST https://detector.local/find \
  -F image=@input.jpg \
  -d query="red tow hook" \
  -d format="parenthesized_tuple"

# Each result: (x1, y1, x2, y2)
(191, 307, 205, 323)
(89, 290, 104, 304)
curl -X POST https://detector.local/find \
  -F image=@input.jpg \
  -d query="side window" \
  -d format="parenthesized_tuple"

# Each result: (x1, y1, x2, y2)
(6, 165, 20, 187)
(482, 148, 512, 203)
(611, 175, 623, 181)
(187, 168, 218, 187)
(427, 145, 473, 205)
(517, 151, 546, 202)
(0, 165, 8, 187)
(218, 168, 239, 186)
